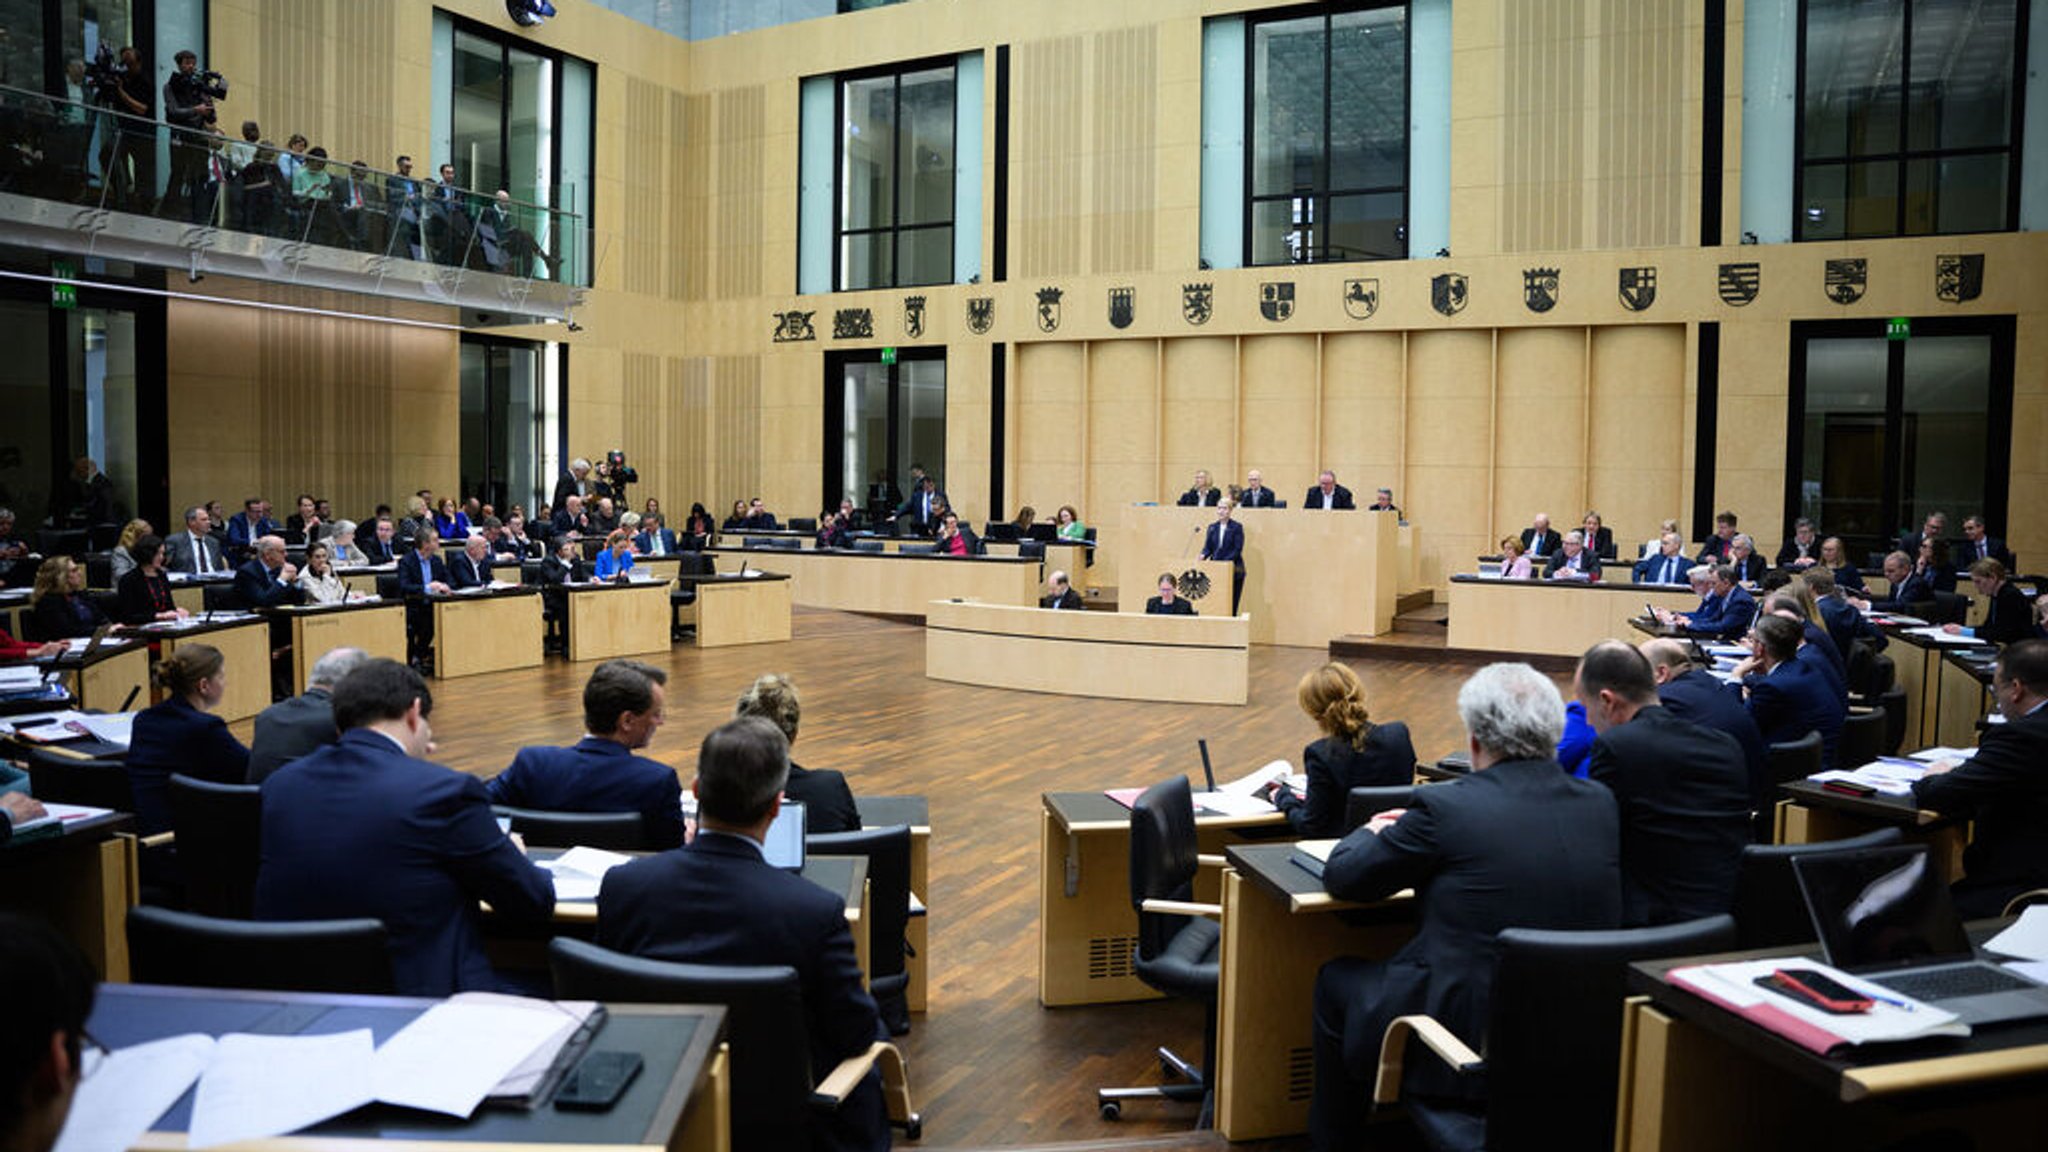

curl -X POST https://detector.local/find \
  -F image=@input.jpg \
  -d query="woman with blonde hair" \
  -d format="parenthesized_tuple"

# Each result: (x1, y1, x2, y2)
(734, 672, 860, 833)
(109, 517, 155, 580)
(1499, 536, 1534, 580)
(124, 643, 247, 835)
(1271, 662, 1417, 838)
(27, 556, 109, 639)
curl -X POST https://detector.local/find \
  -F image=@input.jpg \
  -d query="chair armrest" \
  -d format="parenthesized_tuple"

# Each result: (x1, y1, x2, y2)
(1372, 1014, 1484, 1105)
(1140, 898, 1222, 919)
(2002, 888, 2048, 917)
(811, 1042, 916, 1124)
(1196, 853, 1227, 868)
(137, 831, 176, 849)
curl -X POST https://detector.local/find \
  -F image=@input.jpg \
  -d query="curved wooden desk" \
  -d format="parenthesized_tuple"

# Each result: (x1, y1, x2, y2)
(924, 600, 1248, 704)
(1446, 574, 1700, 658)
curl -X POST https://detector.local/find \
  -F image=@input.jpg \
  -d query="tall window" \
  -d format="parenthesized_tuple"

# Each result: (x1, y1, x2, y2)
(1245, 3, 1408, 266)
(1797, 0, 2025, 240)
(837, 59, 956, 290)
(459, 336, 555, 515)
(822, 349, 945, 520)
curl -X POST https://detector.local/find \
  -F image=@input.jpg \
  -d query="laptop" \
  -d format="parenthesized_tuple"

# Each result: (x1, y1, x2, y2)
(1794, 845, 2048, 1025)
(762, 801, 807, 871)
(984, 522, 1020, 542)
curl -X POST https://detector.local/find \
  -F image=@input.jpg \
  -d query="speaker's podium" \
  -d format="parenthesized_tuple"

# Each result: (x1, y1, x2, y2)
(1120, 559, 1235, 617)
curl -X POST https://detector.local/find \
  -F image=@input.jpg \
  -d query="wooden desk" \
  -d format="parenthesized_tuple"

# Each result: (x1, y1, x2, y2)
(1118, 505, 1398, 645)
(1619, 939, 2048, 1151)
(680, 573, 793, 648)
(0, 809, 136, 981)
(858, 795, 931, 1013)
(137, 616, 273, 722)
(925, 600, 1249, 705)
(706, 548, 1039, 618)
(87, 983, 729, 1152)
(565, 581, 672, 662)
(165, 573, 234, 615)
(1935, 650, 1994, 749)
(42, 641, 151, 713)
(1038, 791, 1287, 1007)
(1878, 628, 1994, 751)
(431, 588, 544, 679)
(1776, 779, 1967, 880)
(0, 588, 29, 637)
(265, 600, 408, 693)
(1447, 576, 1701, 658)
(1215, 843, 1415, 1140)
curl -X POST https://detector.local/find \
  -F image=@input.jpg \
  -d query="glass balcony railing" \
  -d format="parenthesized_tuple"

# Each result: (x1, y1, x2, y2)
(0, 82, 592, 300)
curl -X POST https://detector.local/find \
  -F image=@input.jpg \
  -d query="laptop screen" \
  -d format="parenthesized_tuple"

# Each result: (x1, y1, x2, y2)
(762, 801, 807, 870)
(1794, 846, 1975, 971)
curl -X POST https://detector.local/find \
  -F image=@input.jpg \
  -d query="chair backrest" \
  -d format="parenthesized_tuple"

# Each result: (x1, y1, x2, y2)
(87, 524, 122, 552)
(1929, 591, 1969, 625)
(84, 554, 114, 590)
(742, 536, 775, 549)
(853, 538, 884, 553)
(1128, 776, 1199, 963)
(1730, 827, 1903, 949)
(168, 774, 263, 918)
(771, 537, 802, 550)
(127, 905, 394, 993)
(1343, 785, 1417, 833)
(494, 805, 650, 851)
(202, 583, 245, 612)
(806, 825, 912, 992)
(1483, 915, 1738, 1152)
(1763, 730, 1823, 788)
(21, 750, 134, 810)
(1877, 684, 1909, 755)
(548, 938, 812, 1151)
(898, 542, 936, 555)
(788, 517, 818, 532)
(1834, 709, 1887, 773)
(1018, 540, 1045, 560)
(37, 528, 88, 557)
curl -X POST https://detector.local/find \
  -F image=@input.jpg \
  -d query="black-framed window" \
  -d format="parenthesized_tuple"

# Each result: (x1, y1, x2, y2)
(459, 334, 549, 516)
(836, 58, 956, 291)
(1244, 2, 1408, 266)
(1796, 0, 2027, 240)
(823, 348, 946, 520)
(1784, 317, 2013, 562)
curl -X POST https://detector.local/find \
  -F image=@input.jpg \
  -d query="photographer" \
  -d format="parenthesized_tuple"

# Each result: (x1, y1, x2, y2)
(594, 450, 637, 504)
(95, 45, 151, 209)
(162, 49, 225, 221)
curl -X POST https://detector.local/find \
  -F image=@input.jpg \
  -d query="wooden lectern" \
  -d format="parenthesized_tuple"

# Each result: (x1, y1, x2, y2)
(1121, 558, 1237, 617)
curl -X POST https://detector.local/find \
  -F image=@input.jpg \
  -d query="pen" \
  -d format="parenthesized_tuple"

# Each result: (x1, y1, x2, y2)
(1864, 989, 1916, 1012)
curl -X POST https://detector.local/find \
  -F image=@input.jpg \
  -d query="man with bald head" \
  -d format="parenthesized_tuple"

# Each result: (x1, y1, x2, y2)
(234, 534, 302, 608)
(1239, 468, 1277, 509)
(1633, 532, 1690, 586)
(1519, 513, 1561, 558)
(1640, 637, 1769, 811)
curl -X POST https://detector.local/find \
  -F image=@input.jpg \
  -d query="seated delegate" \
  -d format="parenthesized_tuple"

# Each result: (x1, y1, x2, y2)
(26, 557, 108, 640)
(1271, 662, 1417, 838)
(125, 644, 249, 836)
(592, 529, 637, 580)
(734, 671, 860, 834)
(1144, 573, 1195, 615)
(1912, 640, 2048, 917)
(114, 534, 187, 625)
(487, 660, 685, 849)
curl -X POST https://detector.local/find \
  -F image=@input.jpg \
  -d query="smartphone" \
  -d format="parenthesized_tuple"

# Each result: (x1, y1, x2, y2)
(1821, 779, 1877, 797)
(553, 1050, 643, 1111)
(1756, 969, 1873, 1015)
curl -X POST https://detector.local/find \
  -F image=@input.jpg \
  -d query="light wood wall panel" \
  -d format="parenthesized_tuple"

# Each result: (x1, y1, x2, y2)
(1593, 0, 1689, 249)
(1013, 342, 1086, 519)
(714, 86, 768, 300)
(1716, 317, 1791, 548)
(1088, 26, 1159, 275)
(945, 346, 993, 524)
(667, 89, 705, 301)
(1320, 332, 1408, 502)
(1238, 336, 1319, 496)
(1012, 36, 1087, 278)
(1405, 330, 1495, 587)
(1160, 337, 1239, 494)
(1588, 326, 1687, 546)
(1500, 0, 1586, 253)
(212, 0, 410, 179)
(1492, 327, 1588, 531)
(1084, 340, 1160, 539)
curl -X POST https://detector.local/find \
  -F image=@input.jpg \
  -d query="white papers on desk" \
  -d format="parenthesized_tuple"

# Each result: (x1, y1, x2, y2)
(1806, 757, 1928, 796)
(76, 711, 133, 747)
(1873, 613, 1927, 626)
(1985, 906, 2048, 962)
(540, 845, 632, 901)
(40, 802, 112, 824)
(1901, 626, 1989, 646)
(187, 1029, 376, 1149)
(372, 998, 572, 1117)
(0, 666, 45, 691)
(1909, 746, 1979, 763)
(458, 992, 602, 1101)
(53, 1033, 216, 1152)
(1193, 758, 1297, 816)
(1670, 959, 1967, 1050)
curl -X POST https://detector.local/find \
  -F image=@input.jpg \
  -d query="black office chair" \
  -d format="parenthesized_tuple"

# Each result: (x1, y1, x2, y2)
(37, 528, 88, 556)
(898, 543, 936, 555)
(21, 748, 134, 810)
(83, 554, 114, 589)
(808, 825, 914, 1034)
(742, 536, 774, 549)
(1876, 684, 1910, 755)
(1344, 785, 1417, 834)
(670, 552, 716, 638)
(1098, 775, 1219, 1125)
(127, 905, 395, 993)
(1928, 591, 1970, 626)
(1018, 540, 1046, 560)
(1835, 709, 1887, 774)
(86, 523, 122, 552)
(1845, 644, 1891, 703)
(1758, 732, 1824, 841)
(202, 583, 245, 613)
(168, 774, 263, 918)
(853, 538, 885, 553)
(547, 939, 923, 1143)
(1374, 915, 1738, 1152)
(1730, 828, 1904, 949)
(789, 518, 818, 532)
(493, 805, 650, 851)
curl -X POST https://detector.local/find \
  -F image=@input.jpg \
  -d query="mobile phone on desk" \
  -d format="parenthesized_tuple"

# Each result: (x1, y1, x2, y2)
(1756, 969, 1873, 1015)
(554, 1051, 642, 1111)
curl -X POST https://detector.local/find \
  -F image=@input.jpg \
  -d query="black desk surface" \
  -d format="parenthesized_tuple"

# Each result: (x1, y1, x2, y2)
(706, 546, 1040, 566)
(0, 808, 131, 861)
(1225, 842, 1416, 918)
(88, 983, 722, 1145)
(1779, 778, 1938, 825)
(128, 614, 268, 640)
(673, 572, 792, 587)
(1628, 929, 2048, 1102)
(856, 794, 929, 829)
(260, 599, 402, 619)
(1042, 789, 1290, 831)
(427, 585, 541, 602)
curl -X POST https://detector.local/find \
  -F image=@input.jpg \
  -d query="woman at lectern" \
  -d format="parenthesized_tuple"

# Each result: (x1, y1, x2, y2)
(1270, 661, 1417, 838)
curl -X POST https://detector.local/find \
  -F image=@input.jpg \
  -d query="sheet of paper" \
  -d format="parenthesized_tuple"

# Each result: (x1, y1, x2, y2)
(53, 1033, 216, 1152)
(0, 666, 45, 690)
(41, 802, 113, 823)
(1909, 746, 1979, 763)
(371, 1001, 568, 1117)
(1901, 626, 1989, 646)
(450, 993, 602, 1101)
(76, 712, 135, 747)
(1191, 790, 1277, 817)
(1294, 838, 1341, 863)
(1674, 959, 1968, 1045)
(1984, 906, 2048, 962)
(2005, 959, 2048, 984)
(187, 1029, 376, 1149)
(1219, 758, 1293, 796)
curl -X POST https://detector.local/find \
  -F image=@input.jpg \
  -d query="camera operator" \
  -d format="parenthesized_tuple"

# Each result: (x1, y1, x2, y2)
(595, 451, 637, 504)
(162, 49, 225, 221)
(94, 45, 151, 209)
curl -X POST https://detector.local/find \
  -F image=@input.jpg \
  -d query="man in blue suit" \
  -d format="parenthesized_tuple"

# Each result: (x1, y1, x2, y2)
(449, 536, 494, 590)
(1633, 532, 1691, 586)
(233, 535, 302, 608)
(225, 497, 281, 561)
(1661, 564, 1755, 639)
(488, 660, 685, 849)
(1806, 568, 1885, 660)
(254, 659, 555, 995)
(1734, 614, 1847, 769)
(1199, 500, 1245, 613)
(1641, 638, 1771, 810)
(634, 513, 678, 556)
(598, 717, 889, 1152)
(1958, 515, 2014, 571)
(397, 530, 453, 665)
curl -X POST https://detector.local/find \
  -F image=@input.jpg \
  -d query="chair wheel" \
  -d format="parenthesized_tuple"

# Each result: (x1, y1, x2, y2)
(903, 1115, 923, 1140)
(1100, 1101, 1121, 1121)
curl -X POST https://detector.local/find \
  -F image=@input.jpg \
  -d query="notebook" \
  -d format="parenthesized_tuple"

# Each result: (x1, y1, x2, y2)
(1795, 845, 2048, 1026)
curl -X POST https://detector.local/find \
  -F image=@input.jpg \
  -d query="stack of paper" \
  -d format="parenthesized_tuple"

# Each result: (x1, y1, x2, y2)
(0, 666, 45, 691)
(1985, 906, 2048, 963)
(540, 845, 633, 901)
(1669, 960, 1969, 1054)
(1192, 758, 1301, 816)
(1901, 626, 1988, 646)
(1909, 746, 1979, 764)
(1806, 757, 1928, 797)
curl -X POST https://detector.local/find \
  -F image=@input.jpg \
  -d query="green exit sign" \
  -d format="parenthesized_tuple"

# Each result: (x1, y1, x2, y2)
(881, 346, 897, 365)
(50, 259, 75, 309)
(1887, 317, 1911, 340)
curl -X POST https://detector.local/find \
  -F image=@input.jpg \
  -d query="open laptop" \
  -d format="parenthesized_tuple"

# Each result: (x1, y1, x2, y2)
(762, 800, 807, 871)
(1794, 845, 2048, 1025)
(984, 522, 1020, 542)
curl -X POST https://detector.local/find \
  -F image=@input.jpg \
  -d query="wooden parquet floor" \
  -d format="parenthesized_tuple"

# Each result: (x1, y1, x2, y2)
(234, 609, 1539, 1151)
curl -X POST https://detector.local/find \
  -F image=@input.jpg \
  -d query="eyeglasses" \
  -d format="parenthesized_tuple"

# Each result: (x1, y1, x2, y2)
(78, 1027, 109, 1080)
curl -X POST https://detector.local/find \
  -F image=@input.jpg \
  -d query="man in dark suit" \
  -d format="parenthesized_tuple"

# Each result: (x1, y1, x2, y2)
(1641, 638, 1771, 810)
(357, 516, 399, 564)
(1695, 511, 1739, 565)
(1577, 642, 1751, 926)
(247, 647, 366, 783)
(895, 477, 947, 534)
(234, 535, 302, 608)
(1176, 470, 1222, 507)
(384, 154, 424, 259)
(1958, 515, 2014, 571)
(487, 660, 684, 849)
(225, 498, 281, 561)
(1633, 532, 1691, 586)
(552, 494, 591, 540)
(1661, 564, 1755, 639)
(634, 513, 678, 556)
(1518, 513, 1562, 558)
(1238, 469, 1278, 509)
(1761, 595, 1847, 699)
(397, 531, 454, 665)
(1726, 534, 1767, 585)
(1804, 568, 1887, 660)
(1543, 531, 1601, 582)
(1144, 573, 1196, 615)
(1776, 517, 1822, 570)
(1368, 488, 1400, 514)
(1199, 500, 1246, 612)
(1304, 471, 1354, 511)
(449, 536, 494, 590)
(255, 659, 555, 995)
(1042, 570, 1084, 610)
(165, 504, 229, 574)
(1899, 510, 1949, 566)
(1913, 640, 2048, 917)
(738, 498, 779, 531)
(551, 458, 592, 517)
(1736, 614, 1847, 768)
(598, 717, 888, 1152)
(1311, 663, 1620, 1147)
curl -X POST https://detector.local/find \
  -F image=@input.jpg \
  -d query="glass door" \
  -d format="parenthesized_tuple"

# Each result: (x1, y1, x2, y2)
(460, 337, 544, 517)
(823, 349, 946, 522)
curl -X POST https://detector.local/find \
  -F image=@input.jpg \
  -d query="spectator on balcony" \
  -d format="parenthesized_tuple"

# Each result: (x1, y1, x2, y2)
(160, 49, 215, 222)
(275, 132, 308, 186)
(238, 139, 283, 236)
(336, 159, 375, 250)
(104, 46, 153, 210)
(292, 146, 335, 243)
(428, 162, 475, 265)
(384, 154, 423, 260)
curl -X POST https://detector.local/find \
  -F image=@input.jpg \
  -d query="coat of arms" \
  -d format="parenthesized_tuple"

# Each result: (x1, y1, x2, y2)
(1824, 258, 1866, 305)
(1182, 283, 1212, 326)
(832, 308, 873, 340)
(1618, 267, 1656, 312)
(1108, 287, 1134, 330)
(1718, 262, 1760, 306)
(1431, 273, 1468, 317)
(1342, 278, 1379, 320)
(903, 295, 926, 338)
(966, 296, 994, 334)
(1036, 287, 1062, 333)
(1523, 268, 1559, 314)
(1935, 254, 1983, 304)
(771, 310, 815, 342)
(1259, 281, 1294, 322)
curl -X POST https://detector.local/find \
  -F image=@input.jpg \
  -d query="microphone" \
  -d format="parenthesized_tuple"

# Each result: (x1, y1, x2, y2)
(1184, 522, 1204, 559)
